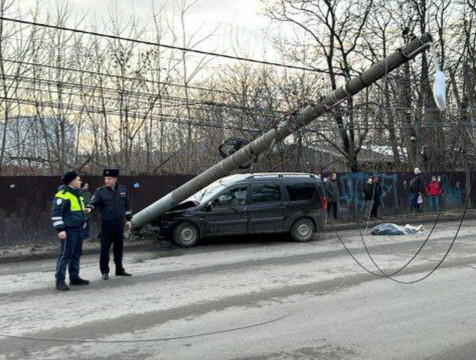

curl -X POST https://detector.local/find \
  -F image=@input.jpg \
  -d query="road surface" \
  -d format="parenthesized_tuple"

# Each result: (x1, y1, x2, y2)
(1, 219, 475, 360)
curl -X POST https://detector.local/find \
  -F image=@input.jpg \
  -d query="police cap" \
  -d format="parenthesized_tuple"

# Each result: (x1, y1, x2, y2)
(103, 168, 119, 177)
(62, 170, 79, 185)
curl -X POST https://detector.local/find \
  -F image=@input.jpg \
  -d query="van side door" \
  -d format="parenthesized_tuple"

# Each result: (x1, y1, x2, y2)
(203, 186, 249, 236)
(247, 182, 286, 233)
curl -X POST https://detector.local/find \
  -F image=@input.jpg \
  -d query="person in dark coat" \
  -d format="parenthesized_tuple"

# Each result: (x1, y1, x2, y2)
(51, 170, 89, 291)
(86, 168, 133, 280)
(370, 177, 382, 218)
(409, 168, 424, 213)
(326, 173, 339, 220)
(363, 177, 374, 218)
(363, 176, 382, 218)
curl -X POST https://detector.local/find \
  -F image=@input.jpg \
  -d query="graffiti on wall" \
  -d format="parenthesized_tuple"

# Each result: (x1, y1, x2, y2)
(336, 172, 398, 215)
(439, 174, 464, 206)
(323, 172, 466, 217)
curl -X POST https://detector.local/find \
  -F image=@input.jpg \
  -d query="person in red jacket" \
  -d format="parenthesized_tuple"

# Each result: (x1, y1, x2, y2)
(425, 176, 442, 212)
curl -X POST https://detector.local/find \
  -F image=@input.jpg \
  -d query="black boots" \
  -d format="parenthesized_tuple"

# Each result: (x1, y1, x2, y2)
(103, 270, 131, 279)
(56, 278, 89, 290)
(70, 278, 90, 285)
(116, 270, 132, 277)
(56, 282, 70, 291)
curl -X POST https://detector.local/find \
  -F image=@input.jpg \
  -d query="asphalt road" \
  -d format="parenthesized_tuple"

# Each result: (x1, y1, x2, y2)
(1, 219, 476, 360)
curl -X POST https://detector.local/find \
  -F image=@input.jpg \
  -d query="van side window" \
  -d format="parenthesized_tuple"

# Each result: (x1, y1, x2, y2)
(250, 184, 281, 203)
(287, 183, 318, 201)
(215, 187, 248, 206)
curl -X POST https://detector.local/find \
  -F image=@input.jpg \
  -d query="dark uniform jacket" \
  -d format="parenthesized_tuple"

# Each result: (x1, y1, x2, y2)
(325, 179, 339, 203)
(88, 184, 132, 224)
(51, 185, 87, 232)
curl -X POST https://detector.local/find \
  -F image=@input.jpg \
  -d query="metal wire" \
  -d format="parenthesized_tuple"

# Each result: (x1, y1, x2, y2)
(0, 313, 287, 343)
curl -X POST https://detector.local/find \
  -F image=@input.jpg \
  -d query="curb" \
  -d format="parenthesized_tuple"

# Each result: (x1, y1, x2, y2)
(0, 239, 173, 265)
(1, 211, 474, 264)
(323, 211, 476, 233)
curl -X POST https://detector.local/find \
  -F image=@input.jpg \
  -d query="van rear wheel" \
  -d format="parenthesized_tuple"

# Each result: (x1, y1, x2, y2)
(291, 218, 315, 242)
(173, 222, 200, 247)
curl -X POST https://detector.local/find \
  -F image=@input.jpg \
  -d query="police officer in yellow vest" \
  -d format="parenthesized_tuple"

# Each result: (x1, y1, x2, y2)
(51, 170, 90, 291)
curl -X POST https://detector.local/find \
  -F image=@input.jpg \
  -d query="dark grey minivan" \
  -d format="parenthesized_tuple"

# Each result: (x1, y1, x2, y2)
(155, 173, 328, 247)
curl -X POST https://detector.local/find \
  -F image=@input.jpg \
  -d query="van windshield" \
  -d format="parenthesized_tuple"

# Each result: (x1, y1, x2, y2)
(186, 181, 228, 205)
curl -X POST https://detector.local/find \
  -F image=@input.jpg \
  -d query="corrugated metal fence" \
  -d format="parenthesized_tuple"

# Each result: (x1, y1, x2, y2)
(0, 172, 473, 246)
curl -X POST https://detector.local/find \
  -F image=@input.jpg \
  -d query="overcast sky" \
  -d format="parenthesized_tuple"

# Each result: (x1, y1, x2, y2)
(19, 0, 281, 60)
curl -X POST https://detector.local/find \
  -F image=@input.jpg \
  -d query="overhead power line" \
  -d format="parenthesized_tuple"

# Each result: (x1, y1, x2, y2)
(4, 94, 475, 136)
(2, 59, 293, 103)
(8, 76, 476, 119)
(11, 79, 476, 132)
(5, 75, 290, 118)
(0, 16, 342, 75)
(0, 96, 284, 134)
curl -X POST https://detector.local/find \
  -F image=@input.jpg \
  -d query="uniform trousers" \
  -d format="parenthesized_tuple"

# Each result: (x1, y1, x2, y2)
(55, 227, 84, 283)
(100, 222, 125, 274)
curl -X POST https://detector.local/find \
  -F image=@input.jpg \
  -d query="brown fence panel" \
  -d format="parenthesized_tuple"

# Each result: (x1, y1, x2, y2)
(0, 172, 471, 246)
(0, 175, 193, 246)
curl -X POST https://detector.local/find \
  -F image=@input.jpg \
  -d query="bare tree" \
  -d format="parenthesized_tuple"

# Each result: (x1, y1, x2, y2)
(0, 0, 32, 173)
(263, 0, 374, 171)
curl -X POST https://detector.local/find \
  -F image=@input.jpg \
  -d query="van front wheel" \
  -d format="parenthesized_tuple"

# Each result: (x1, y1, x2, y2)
(291, 218, 315, 242)
(173, 222, 200, 247)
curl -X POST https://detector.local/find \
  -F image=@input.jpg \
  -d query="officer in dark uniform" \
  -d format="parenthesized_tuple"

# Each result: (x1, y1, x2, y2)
(86, 168, 132, 279)
(51, 170, 90, 291)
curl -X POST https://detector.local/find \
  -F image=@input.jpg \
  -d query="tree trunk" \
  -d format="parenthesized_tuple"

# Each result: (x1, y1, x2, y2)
(396, 67, 417, 167)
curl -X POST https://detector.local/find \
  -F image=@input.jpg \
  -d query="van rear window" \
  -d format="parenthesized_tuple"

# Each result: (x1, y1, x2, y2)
(286, 183, 318, 201)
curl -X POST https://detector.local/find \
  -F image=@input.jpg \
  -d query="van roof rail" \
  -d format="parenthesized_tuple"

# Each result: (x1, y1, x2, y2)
(247, 172, 318, 179)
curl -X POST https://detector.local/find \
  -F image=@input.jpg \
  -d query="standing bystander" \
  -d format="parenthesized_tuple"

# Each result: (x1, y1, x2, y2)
(425, 176, 442, 212)
(326, 173, 339, 220)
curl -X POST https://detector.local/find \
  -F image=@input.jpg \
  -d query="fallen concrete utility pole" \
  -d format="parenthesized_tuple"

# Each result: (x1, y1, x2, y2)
(132, 33, 433, 228)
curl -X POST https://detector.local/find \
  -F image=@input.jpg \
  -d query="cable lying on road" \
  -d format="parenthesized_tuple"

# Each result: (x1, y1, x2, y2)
(358, 117, 469, 280)
(328, 182, 471, 284)
(330, 199, 469, 284)
(0, 313, 287, 343)
(0, 258, 367, 345)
